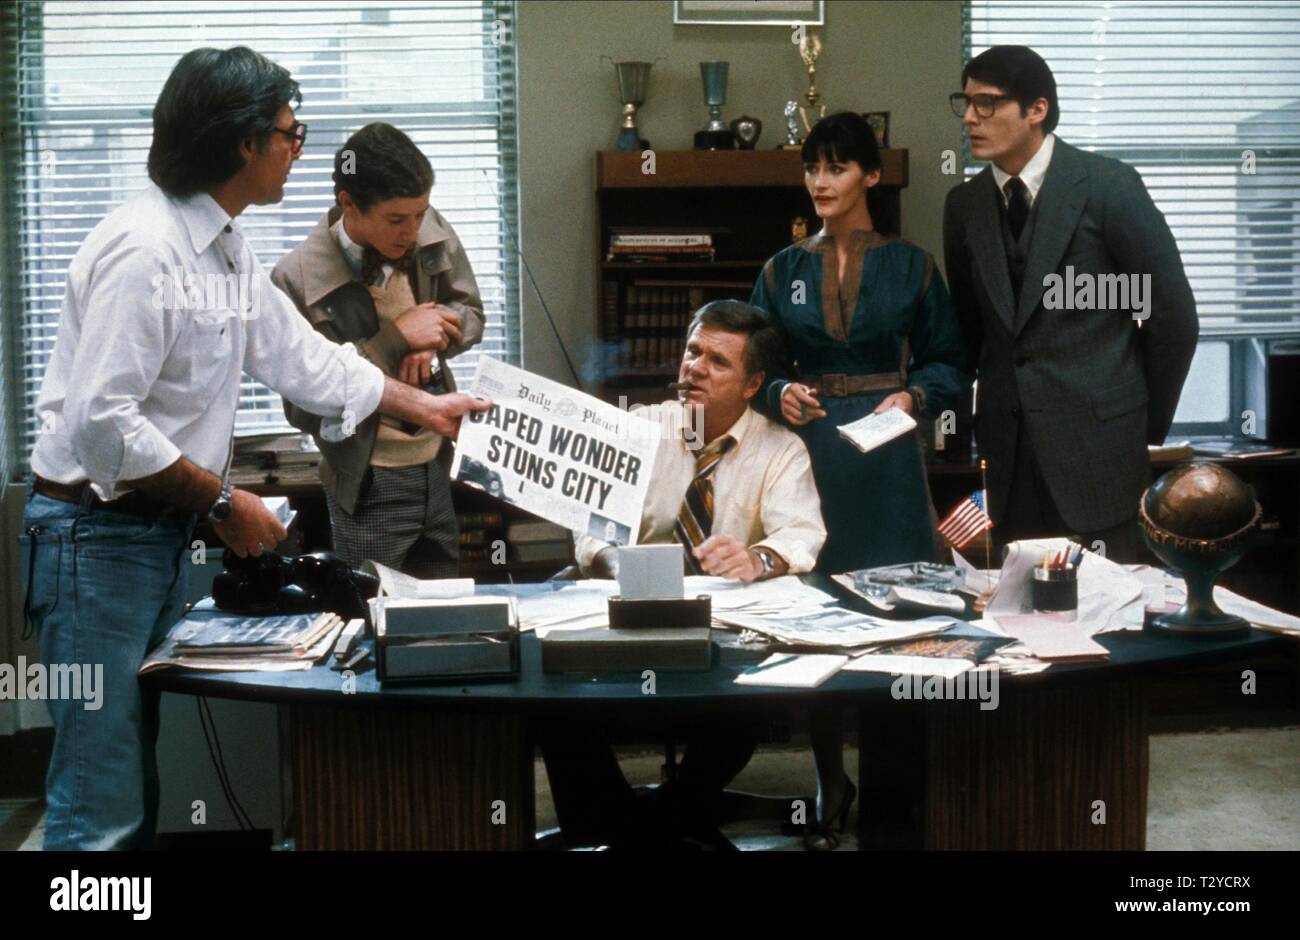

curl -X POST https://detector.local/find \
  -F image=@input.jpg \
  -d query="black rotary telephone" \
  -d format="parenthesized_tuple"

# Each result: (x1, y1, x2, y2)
(212, 549, 381, 625)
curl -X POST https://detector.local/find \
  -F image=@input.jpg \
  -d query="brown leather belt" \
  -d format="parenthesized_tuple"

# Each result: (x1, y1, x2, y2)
(32, 475, 192, 522)
(799, 371, 905, 398)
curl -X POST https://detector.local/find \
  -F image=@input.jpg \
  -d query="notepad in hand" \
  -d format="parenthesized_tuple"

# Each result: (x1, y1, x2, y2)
(837, 408, 917, 454)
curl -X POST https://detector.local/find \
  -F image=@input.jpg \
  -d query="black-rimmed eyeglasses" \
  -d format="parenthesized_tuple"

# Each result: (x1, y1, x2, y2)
(949, 93, 1015, 119)
(272, 121, 308, 152)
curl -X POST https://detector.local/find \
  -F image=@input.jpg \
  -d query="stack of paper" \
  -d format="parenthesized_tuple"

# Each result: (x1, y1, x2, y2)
(140, 604, 345, 674)
(734, 653, 849, 688)
(990, 612, 1110, 663)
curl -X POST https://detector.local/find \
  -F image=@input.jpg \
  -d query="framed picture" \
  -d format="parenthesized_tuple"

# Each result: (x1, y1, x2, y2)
(674, 1, 825, 27)
(863, 111, 890, 149)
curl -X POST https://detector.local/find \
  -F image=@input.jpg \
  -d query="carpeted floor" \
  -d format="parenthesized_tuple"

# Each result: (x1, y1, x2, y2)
(5, 723, 1296, 851)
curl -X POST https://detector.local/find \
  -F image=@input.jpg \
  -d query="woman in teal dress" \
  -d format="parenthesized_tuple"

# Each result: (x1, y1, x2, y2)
(749, 112, 971, 848)
(750, 113, 969, 573)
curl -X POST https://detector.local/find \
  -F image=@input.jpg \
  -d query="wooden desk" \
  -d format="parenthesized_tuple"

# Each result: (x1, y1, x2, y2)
(144, 579, 1294, 851)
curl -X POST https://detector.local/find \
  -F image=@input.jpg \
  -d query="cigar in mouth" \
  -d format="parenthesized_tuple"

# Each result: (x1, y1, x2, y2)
(667, 381, 692, 390)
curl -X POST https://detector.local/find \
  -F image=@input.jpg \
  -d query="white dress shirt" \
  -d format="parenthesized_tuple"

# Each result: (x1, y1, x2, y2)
(574, 403, 827, 575)
(333, 216, 398, 287)
(992, 132, 1056, 207)
(31, 183, 385, 500)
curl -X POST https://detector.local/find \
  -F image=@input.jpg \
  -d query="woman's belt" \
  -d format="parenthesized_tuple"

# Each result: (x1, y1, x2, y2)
(798, 371, 905, 397)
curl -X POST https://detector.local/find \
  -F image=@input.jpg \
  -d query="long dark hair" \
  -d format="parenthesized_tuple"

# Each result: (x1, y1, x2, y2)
(148, 47, 301, 197)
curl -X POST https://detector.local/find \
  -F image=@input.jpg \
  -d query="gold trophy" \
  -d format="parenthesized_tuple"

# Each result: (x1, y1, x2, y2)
(798, 32, 827, 135)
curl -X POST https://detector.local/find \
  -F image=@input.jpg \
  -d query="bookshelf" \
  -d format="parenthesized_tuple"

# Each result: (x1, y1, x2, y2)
(594, 148, 909, 405)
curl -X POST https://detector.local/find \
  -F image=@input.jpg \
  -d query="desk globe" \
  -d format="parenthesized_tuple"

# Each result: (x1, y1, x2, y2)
(1139, 460, 1261, 639)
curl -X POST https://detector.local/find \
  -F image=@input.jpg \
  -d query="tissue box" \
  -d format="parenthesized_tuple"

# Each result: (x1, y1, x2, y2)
(375, 596, 519, 683)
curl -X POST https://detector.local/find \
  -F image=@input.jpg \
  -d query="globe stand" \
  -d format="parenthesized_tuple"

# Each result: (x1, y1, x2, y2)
(1139, 466, 1261, 642)
(1149, 566, 1251, 639)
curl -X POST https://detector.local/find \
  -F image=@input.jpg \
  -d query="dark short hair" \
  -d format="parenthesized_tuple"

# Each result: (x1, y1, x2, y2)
(800, 111, 882, 172)
(333, 123, 434, 212)
(148, 47, 301, 197)
(688, 300, 787, 379)
(962, 45, 1060, 134)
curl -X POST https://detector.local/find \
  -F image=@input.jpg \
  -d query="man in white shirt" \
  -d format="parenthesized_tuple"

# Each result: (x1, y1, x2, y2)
(21, 46, 486, 850)
(576, 307, 825, 582)
(544, 301, 827, 849)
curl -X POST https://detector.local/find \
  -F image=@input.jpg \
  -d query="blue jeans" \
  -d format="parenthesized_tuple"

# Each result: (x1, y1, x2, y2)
(19, 489, 194, 850)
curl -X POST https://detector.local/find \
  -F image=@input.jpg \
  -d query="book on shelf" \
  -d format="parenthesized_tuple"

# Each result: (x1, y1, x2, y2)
(457, 511, 503, 529)
(610, 233, 715, 247)
(607, 243, 717, 263)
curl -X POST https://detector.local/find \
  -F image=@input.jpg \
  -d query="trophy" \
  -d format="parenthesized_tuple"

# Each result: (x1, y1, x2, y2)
(602, 56, 658, 151)
(781, 100, 803, 149)
(694, 61, 735, 150)
(798, 32, 828, 134)
(730, 115, 762, 149)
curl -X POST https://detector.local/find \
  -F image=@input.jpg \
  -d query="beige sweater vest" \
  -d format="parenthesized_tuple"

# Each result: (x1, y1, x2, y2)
(368, 271, 444, 468)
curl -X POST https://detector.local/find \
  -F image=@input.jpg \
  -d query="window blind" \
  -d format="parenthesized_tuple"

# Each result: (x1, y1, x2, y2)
(965, 1, 1300, 338)
(9, 0, 519, 465)
(0, 3, 20, 489)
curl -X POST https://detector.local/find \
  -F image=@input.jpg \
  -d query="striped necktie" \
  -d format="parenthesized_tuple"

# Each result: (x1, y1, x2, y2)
(674, 436, 736, 573)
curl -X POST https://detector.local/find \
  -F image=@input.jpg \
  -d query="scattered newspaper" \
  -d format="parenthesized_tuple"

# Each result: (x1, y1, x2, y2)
(714, 604, 958, 648)
(452, 357, 660, 545)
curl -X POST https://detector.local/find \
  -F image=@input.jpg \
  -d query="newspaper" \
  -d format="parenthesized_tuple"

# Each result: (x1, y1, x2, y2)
(452, 357, 660, 545)
(362, 560, 475, 599)
(714, 604, 958, 648)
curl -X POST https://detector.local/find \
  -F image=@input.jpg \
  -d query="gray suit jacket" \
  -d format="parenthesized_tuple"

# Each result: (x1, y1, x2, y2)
(942, 138, 1198, 531)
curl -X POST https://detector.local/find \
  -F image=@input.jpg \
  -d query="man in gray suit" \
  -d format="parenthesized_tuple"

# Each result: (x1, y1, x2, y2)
(943, 46, 1198, 561)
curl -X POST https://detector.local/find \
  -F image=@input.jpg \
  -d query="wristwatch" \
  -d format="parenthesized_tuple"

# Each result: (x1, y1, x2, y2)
(207, 480, 234, 525)
(752, 547, 776, 579)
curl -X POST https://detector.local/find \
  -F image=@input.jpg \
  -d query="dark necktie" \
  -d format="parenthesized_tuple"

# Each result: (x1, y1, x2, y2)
(674, 436, 736, 573)
(1004, 177, 1030, 241)
(361, 244, 415, 286)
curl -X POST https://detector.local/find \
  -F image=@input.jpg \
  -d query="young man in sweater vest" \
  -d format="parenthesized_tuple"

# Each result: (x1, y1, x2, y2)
(273, 123, 485, 575)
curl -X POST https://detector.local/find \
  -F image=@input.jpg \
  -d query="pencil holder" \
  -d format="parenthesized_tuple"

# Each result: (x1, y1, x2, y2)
(1031, 566, 1078, 612)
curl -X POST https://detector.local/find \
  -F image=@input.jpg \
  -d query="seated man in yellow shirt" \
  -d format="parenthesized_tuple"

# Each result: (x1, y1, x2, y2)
(544, 300, 827, 849)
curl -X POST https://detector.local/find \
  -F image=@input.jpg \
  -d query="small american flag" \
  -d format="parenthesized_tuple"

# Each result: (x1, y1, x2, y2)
(938, 490, 993, 549)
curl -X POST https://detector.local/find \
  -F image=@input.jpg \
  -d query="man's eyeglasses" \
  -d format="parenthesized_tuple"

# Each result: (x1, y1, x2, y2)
(949, 93, 1015, 119)
(272, 121, 308, 153)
